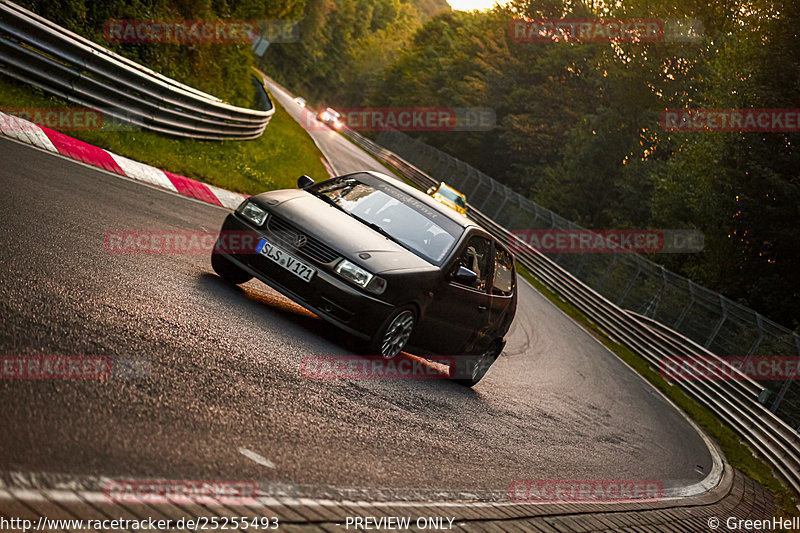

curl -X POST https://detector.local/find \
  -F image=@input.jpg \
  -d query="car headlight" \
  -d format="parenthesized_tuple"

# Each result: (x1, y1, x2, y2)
(335, 259, 386, 295)
(236, 200, 268, 226)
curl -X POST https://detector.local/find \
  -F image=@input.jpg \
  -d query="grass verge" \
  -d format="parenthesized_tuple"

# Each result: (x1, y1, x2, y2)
(515, 264, 799, 516)
(0, 76, 327, 195)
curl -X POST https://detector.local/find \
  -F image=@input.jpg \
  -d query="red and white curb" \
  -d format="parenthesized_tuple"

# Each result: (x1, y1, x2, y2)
(0, 111, 247, 210)
(320, 156, 334, 177)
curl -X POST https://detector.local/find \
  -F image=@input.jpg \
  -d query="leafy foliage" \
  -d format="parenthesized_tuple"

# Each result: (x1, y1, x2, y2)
(16, 0, 306, 106)
(258, 0, 449, 105)
(16, 0, 798, 328)
(266, 0, 800, 329)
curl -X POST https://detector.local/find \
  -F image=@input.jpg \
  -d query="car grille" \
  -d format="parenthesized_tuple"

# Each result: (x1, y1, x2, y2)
(267, 214, 340, 264)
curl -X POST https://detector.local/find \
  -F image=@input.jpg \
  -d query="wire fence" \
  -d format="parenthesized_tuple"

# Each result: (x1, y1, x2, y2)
(374, 129, 800, 430)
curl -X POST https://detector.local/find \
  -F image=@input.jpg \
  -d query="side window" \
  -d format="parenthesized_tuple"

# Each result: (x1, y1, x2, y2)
(492, 246, 515, 296)
(453, 236, 491, 291)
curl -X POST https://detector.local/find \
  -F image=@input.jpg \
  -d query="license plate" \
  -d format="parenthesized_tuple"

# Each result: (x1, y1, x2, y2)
(256, 238, 316, 282)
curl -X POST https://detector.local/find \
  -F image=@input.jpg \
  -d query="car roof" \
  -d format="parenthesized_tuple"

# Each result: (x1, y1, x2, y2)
(358, 171, 476, 230)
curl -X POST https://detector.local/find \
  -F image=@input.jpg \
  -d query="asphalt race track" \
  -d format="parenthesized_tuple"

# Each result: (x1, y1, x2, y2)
(263, 78, 391, 177)
(0, 132, 712, 501)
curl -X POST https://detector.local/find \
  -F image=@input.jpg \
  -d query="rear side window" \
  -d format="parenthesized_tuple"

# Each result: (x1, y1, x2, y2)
(454, 236, 492, 291)
(492, 246, 515, 296)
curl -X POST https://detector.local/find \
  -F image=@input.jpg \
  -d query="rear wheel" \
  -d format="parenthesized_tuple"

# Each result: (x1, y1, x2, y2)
(450, 340, 502, 387)
(366, 306, 416, 358)
(211, 252, 252, 285)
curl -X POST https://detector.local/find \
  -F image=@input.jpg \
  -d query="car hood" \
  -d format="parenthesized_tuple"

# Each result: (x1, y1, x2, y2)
(253, 190, 438, 274)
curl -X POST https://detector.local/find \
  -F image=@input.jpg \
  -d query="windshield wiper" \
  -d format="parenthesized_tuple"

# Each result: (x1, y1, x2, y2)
(307, 189, 345, 210)
(360, 220, 396, 242)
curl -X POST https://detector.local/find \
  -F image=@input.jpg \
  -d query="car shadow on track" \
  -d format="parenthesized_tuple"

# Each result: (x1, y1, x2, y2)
(198, 272, 484, 398)
(197, 271, 353, 344)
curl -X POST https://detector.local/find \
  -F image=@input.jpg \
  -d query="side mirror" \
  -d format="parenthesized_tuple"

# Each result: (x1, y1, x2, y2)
(426, 186, 436, 195)
(297, 175, 315, 189)
(452, 265, 478, 286)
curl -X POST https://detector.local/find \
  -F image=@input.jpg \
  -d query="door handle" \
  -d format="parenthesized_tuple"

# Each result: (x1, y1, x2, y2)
(477, 305, 488, 312)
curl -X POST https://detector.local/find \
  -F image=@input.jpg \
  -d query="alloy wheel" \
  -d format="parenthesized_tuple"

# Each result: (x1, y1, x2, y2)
(472, 343, 498, 381)
(380, 310, 415, 358)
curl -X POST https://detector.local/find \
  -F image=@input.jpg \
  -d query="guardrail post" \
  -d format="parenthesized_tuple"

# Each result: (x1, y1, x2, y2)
(504, 202, 524, 231)
(571, 249, 590, 278)
(478, 177, 497, 211)
(595, 254, 618, 291)
(640, 266, 667, 318)
(704, 296, 728, 349)
(469, 170, 484, 198)
(772, 337, 800, 414)
(770, 379, 791, 415)
(744, 314, 765, 362)
(616, 264, 642, 307)
(492, 195, 509, 221)
(673, 281, 696, 330)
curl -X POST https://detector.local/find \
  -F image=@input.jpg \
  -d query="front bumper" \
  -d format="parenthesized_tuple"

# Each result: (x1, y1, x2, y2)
(214, 213, 394, 340)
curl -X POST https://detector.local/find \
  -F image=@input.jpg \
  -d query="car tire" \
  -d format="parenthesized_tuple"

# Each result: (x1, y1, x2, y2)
(450, 340, 502, 387)
(211, 252, 253, 285)
(366, 306, 416, 359)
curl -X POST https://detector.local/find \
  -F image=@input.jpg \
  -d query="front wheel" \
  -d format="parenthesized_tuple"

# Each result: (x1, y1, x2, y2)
(366, 306, 416, 358)
(450, 340, 502, 387)
(211, 253, 252, 285)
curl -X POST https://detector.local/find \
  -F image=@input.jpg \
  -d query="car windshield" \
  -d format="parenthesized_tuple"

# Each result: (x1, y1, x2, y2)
(312, 174, 463, 264)
(438, 185, 466, 209)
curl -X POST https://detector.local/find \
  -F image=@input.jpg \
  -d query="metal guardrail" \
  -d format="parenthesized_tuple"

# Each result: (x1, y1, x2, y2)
(0, 0, 273, 140)
(343, 128, 800, 497)
(373, 130, 800, 430)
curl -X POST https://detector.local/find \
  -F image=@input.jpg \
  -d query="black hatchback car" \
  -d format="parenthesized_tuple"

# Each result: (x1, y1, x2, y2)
(211, 171, 517, 386)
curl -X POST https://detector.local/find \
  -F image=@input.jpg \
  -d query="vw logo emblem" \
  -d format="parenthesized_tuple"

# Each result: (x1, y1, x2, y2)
(294, 234, 308, 248)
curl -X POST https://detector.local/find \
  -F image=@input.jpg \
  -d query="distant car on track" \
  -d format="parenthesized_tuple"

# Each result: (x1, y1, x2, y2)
(317, 107, 343, 130)
(427, 182, 467, 216)
(293, 96, 307, 107)
(211, 171, 517, 386)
